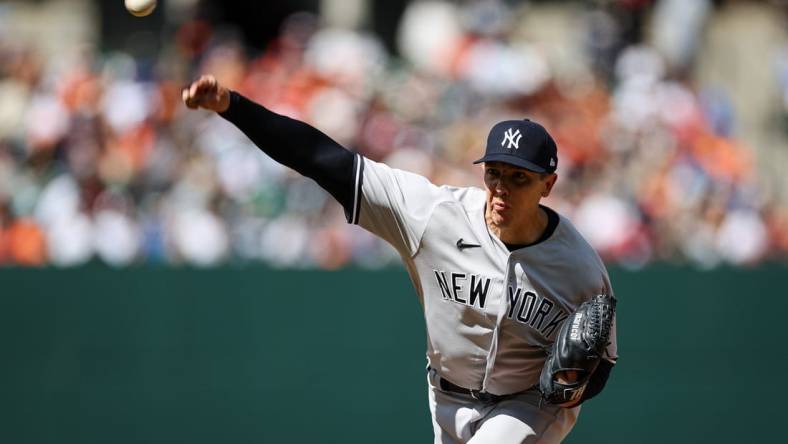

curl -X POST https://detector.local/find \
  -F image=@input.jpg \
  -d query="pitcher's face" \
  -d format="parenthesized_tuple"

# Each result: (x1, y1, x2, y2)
(483, 162, 557, 229)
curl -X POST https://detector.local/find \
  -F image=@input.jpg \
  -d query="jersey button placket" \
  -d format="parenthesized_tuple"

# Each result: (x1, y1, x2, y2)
(480, 252, 516, 393)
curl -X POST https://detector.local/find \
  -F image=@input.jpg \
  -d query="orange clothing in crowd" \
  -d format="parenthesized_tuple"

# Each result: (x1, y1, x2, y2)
(5, 219, 47, 266)
(0, 227, 6, 263)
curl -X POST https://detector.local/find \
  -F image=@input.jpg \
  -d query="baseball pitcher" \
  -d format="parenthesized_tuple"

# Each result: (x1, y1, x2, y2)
(183, 75, 618, 444)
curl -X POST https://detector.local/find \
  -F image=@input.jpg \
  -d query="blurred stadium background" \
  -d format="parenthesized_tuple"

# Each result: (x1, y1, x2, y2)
(2, 0, 787, 268)
(1, 0, 787, 443)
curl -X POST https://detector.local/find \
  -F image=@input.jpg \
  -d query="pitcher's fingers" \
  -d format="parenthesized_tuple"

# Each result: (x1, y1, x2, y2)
(189, 81, 201, 100)
(194, 75, 216, 96)
(182, 87, 198, 109)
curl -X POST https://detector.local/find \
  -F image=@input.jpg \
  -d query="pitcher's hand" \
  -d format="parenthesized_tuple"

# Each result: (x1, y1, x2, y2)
(182, 75, 231, 113)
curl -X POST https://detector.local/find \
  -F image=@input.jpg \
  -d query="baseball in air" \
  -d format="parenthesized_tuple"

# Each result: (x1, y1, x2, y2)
(125, 0, 157, 17)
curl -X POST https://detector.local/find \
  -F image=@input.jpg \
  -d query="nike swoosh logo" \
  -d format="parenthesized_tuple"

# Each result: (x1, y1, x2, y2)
(456, 238, 481, 251)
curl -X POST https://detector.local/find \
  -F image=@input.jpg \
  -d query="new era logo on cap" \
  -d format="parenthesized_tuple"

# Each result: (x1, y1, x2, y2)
(474, 119, 558, 173)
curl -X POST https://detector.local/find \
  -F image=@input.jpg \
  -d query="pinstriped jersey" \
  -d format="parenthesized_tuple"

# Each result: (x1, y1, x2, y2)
(350, 155, 618, 396)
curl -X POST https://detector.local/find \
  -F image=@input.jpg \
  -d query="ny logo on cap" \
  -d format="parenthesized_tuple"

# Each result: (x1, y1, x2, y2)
(501, 128, 522, 149)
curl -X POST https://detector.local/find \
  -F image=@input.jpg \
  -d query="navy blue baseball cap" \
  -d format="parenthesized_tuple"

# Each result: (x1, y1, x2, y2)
(473, 119, 558, 173)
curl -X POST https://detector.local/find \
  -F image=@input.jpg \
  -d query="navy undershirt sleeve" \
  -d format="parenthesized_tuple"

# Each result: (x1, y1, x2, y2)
(218, 91, 357, 218)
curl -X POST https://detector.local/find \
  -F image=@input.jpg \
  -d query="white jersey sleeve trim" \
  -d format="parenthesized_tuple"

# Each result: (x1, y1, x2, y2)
(349, 153, 364, 225)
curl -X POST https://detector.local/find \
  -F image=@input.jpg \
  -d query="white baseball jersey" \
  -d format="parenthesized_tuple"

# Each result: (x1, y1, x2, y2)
(349, 156, 618, 396)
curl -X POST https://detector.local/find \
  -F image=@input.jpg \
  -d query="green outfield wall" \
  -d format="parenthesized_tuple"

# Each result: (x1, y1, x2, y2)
(1, 264, 785, 444)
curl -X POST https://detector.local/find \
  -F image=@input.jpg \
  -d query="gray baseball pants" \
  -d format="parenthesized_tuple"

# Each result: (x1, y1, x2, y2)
(427, 368, 580, 444)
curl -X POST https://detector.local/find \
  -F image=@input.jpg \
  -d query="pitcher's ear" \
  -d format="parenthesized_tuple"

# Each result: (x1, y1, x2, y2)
(541, 173, 558, 197)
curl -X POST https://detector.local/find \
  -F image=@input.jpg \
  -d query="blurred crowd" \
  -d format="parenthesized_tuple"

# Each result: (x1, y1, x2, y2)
(1, 0, 787, 269)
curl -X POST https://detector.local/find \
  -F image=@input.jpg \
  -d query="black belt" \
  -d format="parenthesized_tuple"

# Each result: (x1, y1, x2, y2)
(430, 368, 510, 403)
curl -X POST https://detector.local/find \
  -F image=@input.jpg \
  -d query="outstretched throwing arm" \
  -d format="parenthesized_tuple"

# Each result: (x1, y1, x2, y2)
(182, 75, 358, 218)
